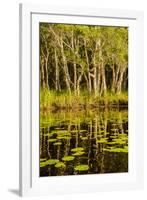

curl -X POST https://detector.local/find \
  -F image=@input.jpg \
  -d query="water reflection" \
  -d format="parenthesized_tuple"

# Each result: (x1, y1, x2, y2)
(40, 108, 128, 177)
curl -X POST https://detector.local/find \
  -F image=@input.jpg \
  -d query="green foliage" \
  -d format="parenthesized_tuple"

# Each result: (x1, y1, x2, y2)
(62, 156, 75, 161)
(40, 89, 128, 110)
(74, 165, 89, 171)
(53, 142, 62, 146)
(45, 159, 59, 165)
(57, 136, 71, 140)
(40, 159, 59, 167)
(40, 23, 128, 96)
(103, 147, 128, 153)
(48, 139, 57, 142)
(96, 138, 108, 143)
(80, 136, 88, 140)
(55, 162, 66, 168)
(71, 147, 85, 152)
(72, 151, 85, 156)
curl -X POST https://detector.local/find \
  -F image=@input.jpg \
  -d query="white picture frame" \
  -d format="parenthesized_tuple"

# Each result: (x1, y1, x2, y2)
(19, 3, 144, 197)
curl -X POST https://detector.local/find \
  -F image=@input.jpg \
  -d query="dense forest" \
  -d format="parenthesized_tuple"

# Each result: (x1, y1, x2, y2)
(40, 23, 128, 109)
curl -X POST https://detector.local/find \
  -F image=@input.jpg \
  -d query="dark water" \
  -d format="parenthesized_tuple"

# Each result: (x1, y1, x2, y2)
(40, 108, 128, 177)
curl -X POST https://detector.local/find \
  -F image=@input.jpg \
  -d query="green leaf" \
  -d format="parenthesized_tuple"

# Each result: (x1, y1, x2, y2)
(48, 139, 57, 142)
(45, 159, 59, 165)
(57, 136, 71, 140)
(72, 151, 85, 156)
(53, 142, 62, 146)
(55, 162, 66, 168)
(62, 156, 75, 161)
(71, 147, 84, 152)
(74, 165, 89, 171)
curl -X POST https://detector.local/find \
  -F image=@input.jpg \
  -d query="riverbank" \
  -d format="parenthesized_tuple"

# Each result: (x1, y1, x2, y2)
(40, 89, 128, 111)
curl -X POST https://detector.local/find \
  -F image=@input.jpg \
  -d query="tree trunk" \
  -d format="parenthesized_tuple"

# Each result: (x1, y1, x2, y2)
(45, 56, 49, 89)
(111, 63, 116, 93)
(93, 54, 97, 96)
(100, 62, 107, 96)
(84, 39, 92, 94)
(116, 66, 126, 94)
(60, 39, 71, 93)
(40, 57, 46, 88)
(77, 70, 83, 95)
(54, 48, 60, 91)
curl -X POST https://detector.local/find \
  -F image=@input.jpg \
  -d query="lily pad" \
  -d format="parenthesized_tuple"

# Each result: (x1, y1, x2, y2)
(40, 162, 47, 168)
(45, 159, 59, 165)
(57, 136, 71, 140)
(44, 132, 56, 136)
(96, 138, 108, 143)
(53, 142, 62, 146)
(71, 147, 84, 152)
(72, 151, 85, 156)
(107, 141, 116, 145)
(55, 162, 66, 168)
(74, 165, 89, 171)
(79, 130, 87, 133)
(48, 139, 57, 142)
(112, 139, 126, 144)
(62, 156, 75, 161)
(103, 147, 128, 153)
(56, 130, 69, 135)
(80, 136, 88, 140)
(110, 136, 117, 139)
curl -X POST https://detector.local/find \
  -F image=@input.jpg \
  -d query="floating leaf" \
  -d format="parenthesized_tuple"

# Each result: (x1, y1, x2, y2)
(80, 136, 88, 140)
(74, 165, 89, 171)
(72, 151, 85, 156)
(48, 139, 57, 142)
(103, 147, 128, 153)
(53, 142, 62, 146)
(62, 156, 75, 161)
(44, 132, 56, 136)
(71, 147, 84, 152)
(79, 130, 87, 133)
(107, 141, 116, 145)
(112, 139, 126, 144)
(45, 159, 59, 165)
(40, 162, 47, 167)
(57, 136, 71, 140)
(110, 136, 117, 139)
(56, 130, 69, 135)
(55, 162, 66, 168)
(96, 138, 108, 143)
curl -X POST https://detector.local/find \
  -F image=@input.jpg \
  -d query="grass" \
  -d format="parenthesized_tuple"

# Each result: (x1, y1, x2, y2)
(40, 107, 128, 128)
(40, 89, 128, 110)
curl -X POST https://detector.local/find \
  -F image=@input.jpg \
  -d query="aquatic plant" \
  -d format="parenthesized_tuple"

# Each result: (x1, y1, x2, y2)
(53, 142, 62, 146)
(71, 147, 84, 152)
(62, 156, 75, 161)
(55, 162, 66, 168)
(74, 165, 89, 171)
(48, 138, 57, 142)
(45, 159, 59, 165)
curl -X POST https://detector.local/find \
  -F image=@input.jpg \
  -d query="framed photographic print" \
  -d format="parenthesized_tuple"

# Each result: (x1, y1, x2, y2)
(19, 3, 144, 196)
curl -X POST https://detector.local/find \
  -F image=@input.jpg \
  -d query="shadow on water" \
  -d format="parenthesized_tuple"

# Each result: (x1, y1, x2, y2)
(40, 108, 128, 177)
